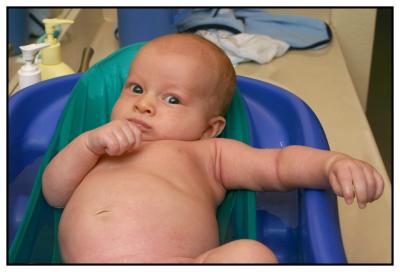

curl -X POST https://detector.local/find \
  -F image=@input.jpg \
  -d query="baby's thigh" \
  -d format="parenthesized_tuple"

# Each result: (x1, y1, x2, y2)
(195, 239, 278, 264)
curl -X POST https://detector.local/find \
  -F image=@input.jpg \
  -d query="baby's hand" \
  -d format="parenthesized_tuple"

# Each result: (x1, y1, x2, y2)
(85, 120, 142, 156)
(327, 155, 384, 209)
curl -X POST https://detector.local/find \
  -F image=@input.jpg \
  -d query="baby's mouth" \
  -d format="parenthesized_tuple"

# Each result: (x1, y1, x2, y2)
(129, 118, 151, 132)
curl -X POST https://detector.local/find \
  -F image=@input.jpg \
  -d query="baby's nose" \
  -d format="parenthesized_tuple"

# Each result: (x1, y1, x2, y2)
(134, 97, 155, 115)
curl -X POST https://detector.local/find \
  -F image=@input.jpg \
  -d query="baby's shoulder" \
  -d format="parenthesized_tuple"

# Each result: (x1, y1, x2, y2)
(180, 138, 241, 157)
(150, 138, 242, 158)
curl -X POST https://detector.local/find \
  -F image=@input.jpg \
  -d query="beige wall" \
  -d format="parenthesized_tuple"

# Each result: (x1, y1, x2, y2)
(331, 9, 377, 111)
(268, 8, 377, 112)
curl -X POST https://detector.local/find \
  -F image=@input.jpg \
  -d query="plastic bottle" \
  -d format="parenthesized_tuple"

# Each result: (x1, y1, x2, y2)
(18, 43, 49, 90)
(38, 18, 74, 80)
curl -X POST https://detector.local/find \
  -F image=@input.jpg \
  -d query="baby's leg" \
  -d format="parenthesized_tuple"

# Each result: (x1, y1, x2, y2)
(194, 239, 278, 264)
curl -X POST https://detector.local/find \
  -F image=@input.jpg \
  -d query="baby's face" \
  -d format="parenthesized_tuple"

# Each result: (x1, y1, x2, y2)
(111, 44, 223, 141)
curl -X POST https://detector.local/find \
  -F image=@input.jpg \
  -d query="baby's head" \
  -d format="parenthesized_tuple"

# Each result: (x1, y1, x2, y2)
(112, 34, 236, 141)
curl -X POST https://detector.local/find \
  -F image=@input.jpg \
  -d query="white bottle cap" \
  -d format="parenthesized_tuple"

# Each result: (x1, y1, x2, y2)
(20, 43, 49, 63)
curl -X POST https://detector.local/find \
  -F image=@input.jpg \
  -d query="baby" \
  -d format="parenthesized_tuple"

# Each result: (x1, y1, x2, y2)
(42, 34, 384, 263)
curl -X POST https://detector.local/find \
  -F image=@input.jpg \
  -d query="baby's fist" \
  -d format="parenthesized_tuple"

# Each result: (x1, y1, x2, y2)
(327, 155, 384, 209)
(85, 120, 142, 156)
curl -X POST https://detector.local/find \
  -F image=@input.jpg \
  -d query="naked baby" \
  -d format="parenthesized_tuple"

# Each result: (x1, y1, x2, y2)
(42, 34, 384, 263)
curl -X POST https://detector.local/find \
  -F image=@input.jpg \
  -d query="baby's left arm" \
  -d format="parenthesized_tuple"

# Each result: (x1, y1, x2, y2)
(212, 139, 384, 208)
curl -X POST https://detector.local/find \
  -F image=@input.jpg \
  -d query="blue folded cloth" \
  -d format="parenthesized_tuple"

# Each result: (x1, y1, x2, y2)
(236, 9, 332, 49)
(176, 8, 332, 49)
(176, 8, 244, 34)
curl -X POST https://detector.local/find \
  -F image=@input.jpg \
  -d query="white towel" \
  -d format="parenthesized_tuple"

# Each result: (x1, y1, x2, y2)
(196, 30, 290, 66)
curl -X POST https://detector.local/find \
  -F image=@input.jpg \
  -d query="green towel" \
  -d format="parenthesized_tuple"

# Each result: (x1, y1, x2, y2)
(9, 41, 256, 264)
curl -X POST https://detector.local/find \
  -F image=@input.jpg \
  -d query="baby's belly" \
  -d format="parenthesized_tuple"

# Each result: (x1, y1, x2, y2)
(58, 171, 219, 263)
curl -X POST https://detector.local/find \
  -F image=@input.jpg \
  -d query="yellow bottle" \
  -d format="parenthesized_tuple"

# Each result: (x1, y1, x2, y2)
(38, 18, 74, 80)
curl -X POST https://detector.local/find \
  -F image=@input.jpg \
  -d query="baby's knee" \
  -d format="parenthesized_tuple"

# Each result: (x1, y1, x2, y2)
(233, 239, 278, 263)
(197, 239, 278, 264)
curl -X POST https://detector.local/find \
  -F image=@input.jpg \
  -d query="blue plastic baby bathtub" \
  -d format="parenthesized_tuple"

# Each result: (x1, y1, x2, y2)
(8, 74, 347, 263)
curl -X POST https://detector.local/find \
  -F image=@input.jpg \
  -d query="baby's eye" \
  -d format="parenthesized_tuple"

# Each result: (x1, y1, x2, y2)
(163, 95, 180, 104)
(130, 84, 143, 94)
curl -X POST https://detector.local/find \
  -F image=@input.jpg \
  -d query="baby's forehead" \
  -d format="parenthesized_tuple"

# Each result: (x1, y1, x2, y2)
(145, 35, 221, 59)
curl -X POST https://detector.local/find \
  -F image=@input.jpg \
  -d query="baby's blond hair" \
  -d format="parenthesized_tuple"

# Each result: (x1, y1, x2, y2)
(144, 33, 236, 116)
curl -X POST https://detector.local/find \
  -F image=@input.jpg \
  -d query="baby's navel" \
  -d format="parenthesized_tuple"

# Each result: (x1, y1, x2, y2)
(95, 209, 111, 215)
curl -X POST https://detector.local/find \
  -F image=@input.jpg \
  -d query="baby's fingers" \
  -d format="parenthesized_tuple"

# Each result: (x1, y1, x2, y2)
(373, 169, 385, 200)
(127, 121, 142, 150)
(328, 172, 343, 197)
(351, 165, 368, 209)
(120, 122, 139, 152)
(105, 129, 126, 156)
(362, 166, 376, 203)
(335, 167, 355, 205)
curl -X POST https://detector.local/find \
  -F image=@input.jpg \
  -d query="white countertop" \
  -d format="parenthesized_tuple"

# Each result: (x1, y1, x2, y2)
(236, 27, 391, 263)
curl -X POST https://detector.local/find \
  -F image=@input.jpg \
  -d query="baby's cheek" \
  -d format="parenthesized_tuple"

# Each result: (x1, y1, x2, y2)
(110, 107, 120, 120)
(159, 113, 206, 140)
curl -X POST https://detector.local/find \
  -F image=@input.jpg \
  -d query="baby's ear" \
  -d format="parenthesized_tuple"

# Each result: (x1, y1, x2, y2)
(201, 116, 226, 139)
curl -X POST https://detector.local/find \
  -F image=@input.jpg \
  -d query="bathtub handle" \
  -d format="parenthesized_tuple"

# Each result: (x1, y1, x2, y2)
(77, 46, 94, 72)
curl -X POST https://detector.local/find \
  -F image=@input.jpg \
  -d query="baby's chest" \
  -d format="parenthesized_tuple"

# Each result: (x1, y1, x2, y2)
(87, 141, 224, 207)
(99, 142, 212, 180)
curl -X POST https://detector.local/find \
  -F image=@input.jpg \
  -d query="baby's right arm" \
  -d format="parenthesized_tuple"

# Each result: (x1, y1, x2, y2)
(42, 120, 141, 207)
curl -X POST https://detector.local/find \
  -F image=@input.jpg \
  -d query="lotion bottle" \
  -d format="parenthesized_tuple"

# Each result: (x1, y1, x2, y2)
(18, 43, 49, 90)
(38, 18, 75, 80)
